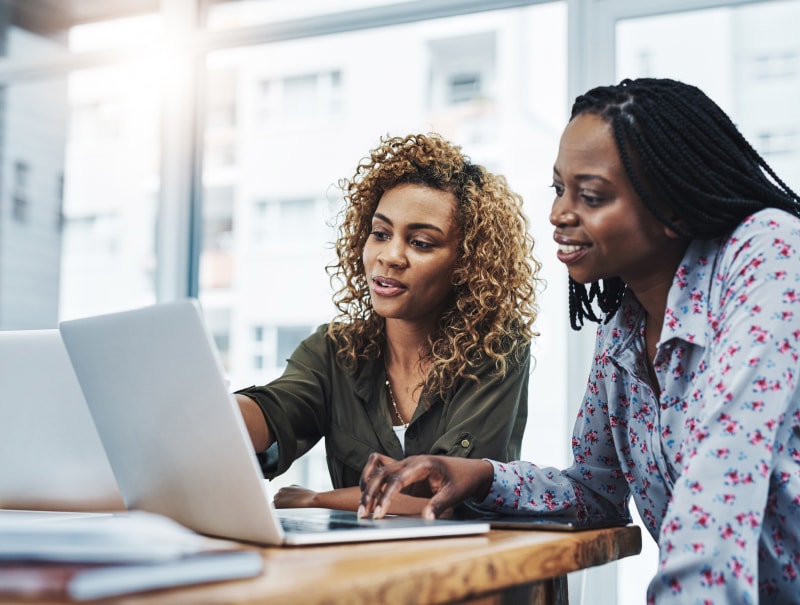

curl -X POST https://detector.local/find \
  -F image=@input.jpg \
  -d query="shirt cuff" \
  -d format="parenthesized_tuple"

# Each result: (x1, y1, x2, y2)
(464, 458, 506, 512)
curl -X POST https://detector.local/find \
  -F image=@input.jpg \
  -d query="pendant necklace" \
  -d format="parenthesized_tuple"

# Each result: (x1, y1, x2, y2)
(385, 378, 409, 428)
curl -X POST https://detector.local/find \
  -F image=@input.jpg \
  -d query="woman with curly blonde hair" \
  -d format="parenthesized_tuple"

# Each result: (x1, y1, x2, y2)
(235, 133, 541, 512)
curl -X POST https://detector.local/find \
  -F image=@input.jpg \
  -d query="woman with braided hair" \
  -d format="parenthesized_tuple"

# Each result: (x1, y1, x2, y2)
(234, 132, 541, 514)
(359, 78, 800, 603)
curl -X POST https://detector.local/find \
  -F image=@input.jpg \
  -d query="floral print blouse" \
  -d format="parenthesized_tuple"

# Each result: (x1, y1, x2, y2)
(472, 208, 800, 604)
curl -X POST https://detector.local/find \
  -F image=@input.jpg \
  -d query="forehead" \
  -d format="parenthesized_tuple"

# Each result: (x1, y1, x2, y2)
(555, 113, 624, 179)
(375, 183, 458, 227)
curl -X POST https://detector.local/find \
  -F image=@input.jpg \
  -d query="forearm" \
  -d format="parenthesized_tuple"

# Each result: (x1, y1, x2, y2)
(236, 394, 273, 453)
(472, 460, 580, 515)
(313, 486, 432, 515)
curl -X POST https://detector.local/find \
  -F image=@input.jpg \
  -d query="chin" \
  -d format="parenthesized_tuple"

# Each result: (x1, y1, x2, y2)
(566, 272, 594, 285)
(372, 305, 399, 320)
(567, 269, 613, 285)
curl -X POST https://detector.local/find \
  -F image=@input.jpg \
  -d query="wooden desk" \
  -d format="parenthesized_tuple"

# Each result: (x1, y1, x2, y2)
(81, 525, 642, 605)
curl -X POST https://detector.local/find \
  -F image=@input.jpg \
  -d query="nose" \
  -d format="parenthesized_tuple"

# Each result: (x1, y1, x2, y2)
(549, 198, 577, 228)
(378, 238, 407, 268)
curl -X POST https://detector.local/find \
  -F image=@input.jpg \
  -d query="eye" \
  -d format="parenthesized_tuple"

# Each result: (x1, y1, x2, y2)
(550, 182, 564, 197)
(370, 228, 390, 241)
(580, 194, 606, 207)
(410, 239, 434, 250)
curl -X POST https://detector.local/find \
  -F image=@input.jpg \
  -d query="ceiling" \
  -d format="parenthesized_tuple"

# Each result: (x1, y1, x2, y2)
(11, 1, 160, 36)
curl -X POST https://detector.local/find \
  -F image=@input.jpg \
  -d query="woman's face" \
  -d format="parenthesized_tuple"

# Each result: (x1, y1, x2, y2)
(363, 183, 460, 327)
(549, 112, 683, 292)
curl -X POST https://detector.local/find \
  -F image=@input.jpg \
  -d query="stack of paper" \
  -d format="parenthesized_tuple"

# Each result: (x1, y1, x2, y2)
(0, 510, 263, 601)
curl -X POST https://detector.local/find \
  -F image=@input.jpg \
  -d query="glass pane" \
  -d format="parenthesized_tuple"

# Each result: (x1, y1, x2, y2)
(59, 61, 160, 320)
(70, 14, 163, 53)
(0, 4, 161, 65)
(0, 77, 67, 329)
(0, 4, 69, 65)
(199, 2, 569, 491)
(614, 2, 800, 603)
(208, 0, 403, 30)
(0, 7, 160, 329)
(616, 0, 800, 191)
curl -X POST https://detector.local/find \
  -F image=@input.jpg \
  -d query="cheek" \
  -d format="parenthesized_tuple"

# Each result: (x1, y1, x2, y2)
(361, 242, 374, 265)
(425, 259, 457, 292)
(593, 215, 639, 249)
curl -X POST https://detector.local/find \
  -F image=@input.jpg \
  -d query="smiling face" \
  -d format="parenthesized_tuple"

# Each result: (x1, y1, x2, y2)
(363, 183, 460, 330)
(550, 112, 686, 294)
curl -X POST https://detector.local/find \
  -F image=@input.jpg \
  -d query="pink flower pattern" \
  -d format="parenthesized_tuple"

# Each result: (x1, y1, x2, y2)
(474, 209, 800, 604)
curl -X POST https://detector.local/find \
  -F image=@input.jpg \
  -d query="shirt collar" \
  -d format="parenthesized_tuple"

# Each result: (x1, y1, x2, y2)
(602, 236, 719, 362)
(354, 355, 383, 403)
(660, 237, 718, 348)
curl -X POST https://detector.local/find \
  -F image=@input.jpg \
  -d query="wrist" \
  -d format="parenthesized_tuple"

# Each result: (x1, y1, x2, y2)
(309, 491, 321, 507)
(473, 460, 495, 502)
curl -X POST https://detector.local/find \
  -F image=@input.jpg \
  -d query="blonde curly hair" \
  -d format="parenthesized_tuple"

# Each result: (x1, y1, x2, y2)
(327, 133, 541, 398)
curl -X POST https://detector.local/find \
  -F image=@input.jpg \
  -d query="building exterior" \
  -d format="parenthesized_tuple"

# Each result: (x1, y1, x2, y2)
(0, 29, 66, 330)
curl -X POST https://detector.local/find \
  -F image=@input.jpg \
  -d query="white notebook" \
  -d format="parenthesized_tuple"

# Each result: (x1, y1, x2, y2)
(59, 300, 489, 546)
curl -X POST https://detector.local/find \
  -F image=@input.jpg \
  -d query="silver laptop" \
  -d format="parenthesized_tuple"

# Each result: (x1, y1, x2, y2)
(0, 330, 124, 513)
(58, 299, 489, 546)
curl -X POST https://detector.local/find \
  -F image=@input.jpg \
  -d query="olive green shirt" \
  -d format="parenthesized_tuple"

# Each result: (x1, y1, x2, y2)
(236, 324, 529, 489)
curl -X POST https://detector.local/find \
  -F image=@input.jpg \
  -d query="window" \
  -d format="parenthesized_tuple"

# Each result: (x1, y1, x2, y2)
(250, 198, 319, 247)
(199, 186, 234, 290)
(204, 67, 238, 170)
(276, 326, 312, 366)
(62, 213, 119, 255)
(756, 129, 797, 156)
(203, 307, 232, 369)
(447, 72, 482, 104)
(278, 199, 315, 237)
(428, 32, 496, 109)
(248, 324, 311, 371)
(12, 161, 29, 222)
(256, 70, 342, 124)
(60, 60, 160, 321)
(752, 51, 798, 79)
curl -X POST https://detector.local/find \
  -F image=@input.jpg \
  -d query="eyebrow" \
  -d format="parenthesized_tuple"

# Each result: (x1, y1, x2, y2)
(552, 167, 613, 185)
(372, 212, 445, 234)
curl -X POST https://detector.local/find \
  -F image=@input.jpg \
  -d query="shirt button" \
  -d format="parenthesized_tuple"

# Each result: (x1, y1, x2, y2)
(460, 439, 470, 448)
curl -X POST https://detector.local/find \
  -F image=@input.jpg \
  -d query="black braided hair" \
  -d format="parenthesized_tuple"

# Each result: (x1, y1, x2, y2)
(567, 77, 800, 330)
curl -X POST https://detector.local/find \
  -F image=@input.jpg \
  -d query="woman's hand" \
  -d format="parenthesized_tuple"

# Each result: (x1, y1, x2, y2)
(274, 483, 438, 516)
(273, 485, 319, 509)
(358, 453, 494, 519)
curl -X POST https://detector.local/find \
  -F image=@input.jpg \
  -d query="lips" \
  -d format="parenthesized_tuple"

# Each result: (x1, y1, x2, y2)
(371, 276, 406, 297)
(554, 235, 590, 264)
(557, 243, 586, 254)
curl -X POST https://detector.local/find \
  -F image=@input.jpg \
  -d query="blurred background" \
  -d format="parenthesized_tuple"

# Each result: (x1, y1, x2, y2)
(1, 0, 797, 602)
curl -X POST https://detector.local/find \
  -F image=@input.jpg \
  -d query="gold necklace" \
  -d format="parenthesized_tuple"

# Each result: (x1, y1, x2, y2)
(385, 378, 409, 428)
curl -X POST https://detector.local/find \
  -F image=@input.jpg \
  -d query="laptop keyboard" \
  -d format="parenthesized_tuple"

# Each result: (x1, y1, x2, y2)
(279, 513, 370, 533)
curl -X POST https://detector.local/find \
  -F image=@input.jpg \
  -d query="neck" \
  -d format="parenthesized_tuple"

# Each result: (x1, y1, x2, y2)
(383, 319, 433, 423)
(383, 319, 434, 371)
(631, 283, 669, 332)
(626, 268, 676, 371)
(624, 241, 688, 330)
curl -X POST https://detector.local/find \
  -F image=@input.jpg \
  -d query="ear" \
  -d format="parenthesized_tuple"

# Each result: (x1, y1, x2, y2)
(664, 216, 688, 239)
